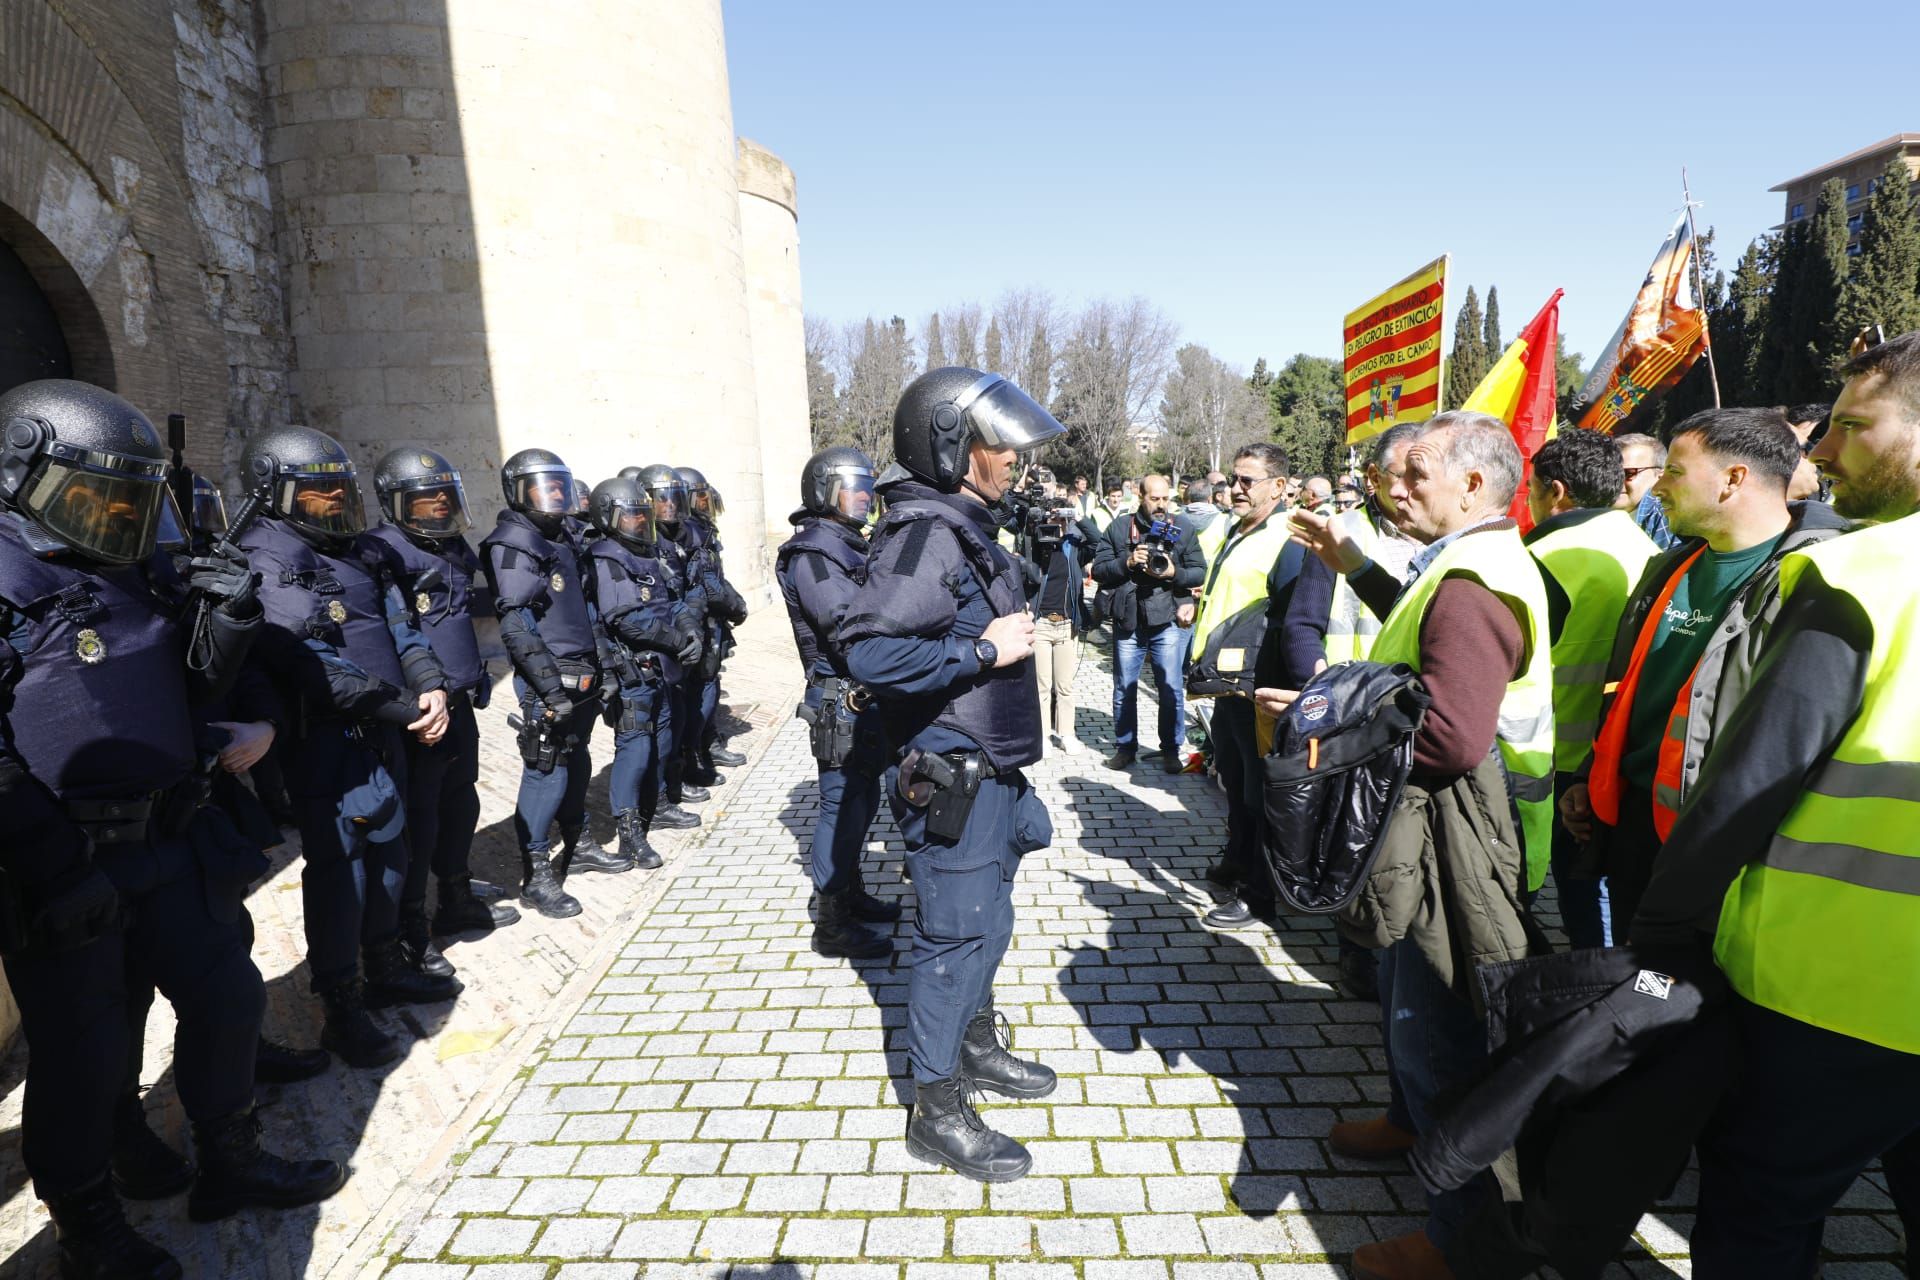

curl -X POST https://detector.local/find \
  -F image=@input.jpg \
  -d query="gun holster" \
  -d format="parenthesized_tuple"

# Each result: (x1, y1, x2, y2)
(898, 747, 986, 840)
(805, 677, 868, 768)
(508, 711, 561, 775)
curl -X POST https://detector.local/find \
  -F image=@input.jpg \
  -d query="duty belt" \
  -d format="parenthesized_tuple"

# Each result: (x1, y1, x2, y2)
(66, 789, 168, 847)
(556, 671, 596, 693)
(813, 674, 873, 712)
(900, 746, 1002, 784)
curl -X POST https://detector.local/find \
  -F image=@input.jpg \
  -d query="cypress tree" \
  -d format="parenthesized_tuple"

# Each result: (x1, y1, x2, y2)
(1758, 224, 1807, 403)
(1718, 240, 1773, 406)
(924, 314, 946, 370)
(1446, 286, 1487, 408)
(983, 317, 1004, 375)
(1786, 178, 1852, 398)
(1483, 285, 1502, 357)
(1838, 155, 1920, 341)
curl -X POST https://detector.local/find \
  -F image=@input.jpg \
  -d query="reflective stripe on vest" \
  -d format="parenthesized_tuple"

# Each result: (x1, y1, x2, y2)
(1191, 515, 1291, 658)
(1588, 546, 1707, 831)
(1366, 526, 1556, 890)
(1529, 510, 1660, 772)
(1715, 513, 1920, 1052)
(1323, 510, 1383, 665)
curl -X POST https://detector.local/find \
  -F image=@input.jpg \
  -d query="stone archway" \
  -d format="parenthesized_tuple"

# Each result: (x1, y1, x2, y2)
(0, 199, 116, 394)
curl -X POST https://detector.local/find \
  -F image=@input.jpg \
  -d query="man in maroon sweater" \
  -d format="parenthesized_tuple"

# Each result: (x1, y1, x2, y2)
(1287, 413, 1539, 1280)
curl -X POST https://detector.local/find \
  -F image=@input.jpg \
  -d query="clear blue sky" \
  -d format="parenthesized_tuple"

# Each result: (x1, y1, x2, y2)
(723, 0, 1918, 376)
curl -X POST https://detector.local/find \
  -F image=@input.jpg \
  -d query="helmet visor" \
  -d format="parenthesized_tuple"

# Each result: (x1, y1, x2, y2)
(689, 484, 719, 519)
(960, 376, 1067, 452)
(191, 481, 228, 537)
(511, 467, 575, 515)
(571, 479, 592, 516)
(603, 496, 657, 545)
(647, 480, 690, 524)
(278, 466, 366, 539)
(706, 485, 726, 519)
(157, 486, 190, 553)
(22, 451, 168, 564)
(824, 470, 879, 524)
(390, 475, 472, 538)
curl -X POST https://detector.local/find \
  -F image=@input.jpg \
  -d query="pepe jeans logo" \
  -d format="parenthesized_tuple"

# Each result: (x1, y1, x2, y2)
(1663, 604, 1715, 636)
(1633, 970, 1674, 1000)
(1300, 692, 1330, 723)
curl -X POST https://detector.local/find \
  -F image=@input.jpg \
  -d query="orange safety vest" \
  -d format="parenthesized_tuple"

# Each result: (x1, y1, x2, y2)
(1588, 547, 1707, 839)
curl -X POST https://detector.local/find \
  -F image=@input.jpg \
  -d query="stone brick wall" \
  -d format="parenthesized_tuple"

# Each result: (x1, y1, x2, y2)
(738, 137, 811, 564)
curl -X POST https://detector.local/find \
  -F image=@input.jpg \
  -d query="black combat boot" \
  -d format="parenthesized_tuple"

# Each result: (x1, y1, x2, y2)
(254, 1036, 331, 1085)
(398, 907, 457, 979)
(651, 803, 700, 830)
(959, 1002, 1058, 1099)
(520, 852, 583, 919)
(846, 884, 903, 924)
(560, 823, 634, 876)
(364, 938, 462, 1008)
(616, 809, 663, 870)
(434, 876, 520, 935)
(319, 979, 401, 1069)
(110, 1093, 193, 1200)
(904, 1075, 1031, 1182)
(470, 878, 509, 903)
(47, 1175, 182, 1279)
(708, 744, 747, 768)
(675, 781, 713, 804)
(186, 1106, 347, 1222)
(811, 890, 893, 959)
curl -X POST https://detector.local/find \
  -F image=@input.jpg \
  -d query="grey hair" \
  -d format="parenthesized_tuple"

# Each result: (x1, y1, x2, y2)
(1419, 411, 1523, 510)
(1370, 422, 1423, 468)
(1612, 432, 1667, 465)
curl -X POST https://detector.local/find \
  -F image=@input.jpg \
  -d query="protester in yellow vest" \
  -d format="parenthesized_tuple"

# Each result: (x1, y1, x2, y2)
(1288, 412, 1552, 1280)
(1187, 442, 1299, 930)
(1520, 429, 1658, 950)
(1629, 332, 1920, 1279)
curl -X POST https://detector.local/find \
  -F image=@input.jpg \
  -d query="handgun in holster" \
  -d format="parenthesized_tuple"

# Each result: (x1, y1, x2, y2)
(899, 747, 985, 840)
(806, 677, 868, 768)
(507, 711, 561, 775)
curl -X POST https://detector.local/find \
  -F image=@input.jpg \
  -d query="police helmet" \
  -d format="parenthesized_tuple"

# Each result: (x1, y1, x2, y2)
(590, 475, 656, 548)
(891, 366, 1066, 492)
(634, 464, 689, 526)
(617, 465, 643, 482)
(571, 477, 592, 517)
(0, 379, 174, 564)
(674, 465, 724, 520)
(802, 446, 879, 527)
(500, 448, 574, 519)
(191, 473, 228, 538)
(241, 424, 367, 543)
(156, 485, 191, 554)
(374, 445, 471, 539)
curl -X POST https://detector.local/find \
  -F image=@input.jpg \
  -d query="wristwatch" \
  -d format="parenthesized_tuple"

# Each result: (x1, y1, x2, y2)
(972, 637, 998, 668)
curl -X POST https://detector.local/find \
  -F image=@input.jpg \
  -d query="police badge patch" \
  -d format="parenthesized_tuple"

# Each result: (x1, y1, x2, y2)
(415, 591, 432, 614)
(74, 628, 107, 665)
(327, 600, 348, 624)
(640, 586, 651, 601)
(550, 572, 566, 593)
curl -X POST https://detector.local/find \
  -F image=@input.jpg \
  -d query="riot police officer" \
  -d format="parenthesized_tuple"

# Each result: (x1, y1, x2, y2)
(585, 477, 704, 868)
(367, 447, 520, 938)
(776, 447, 899, 960)
(841, 366, 1065, 1182)
(672, 465, 750, 778)
(630, 464, 715, 818)
(0, 380, 344, 1275)
(238, 425, 461, 1070)
(483, 449, 632, 920)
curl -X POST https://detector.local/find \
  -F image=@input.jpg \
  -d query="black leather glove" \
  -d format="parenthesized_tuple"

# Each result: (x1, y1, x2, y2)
(31, 866, 120, 952)
(187, 549, 260, 619)
(541, 693, 572, 721)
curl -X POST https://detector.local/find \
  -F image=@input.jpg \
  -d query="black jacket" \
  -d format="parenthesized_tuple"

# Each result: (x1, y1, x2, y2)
(1090, 508, 1207, 633)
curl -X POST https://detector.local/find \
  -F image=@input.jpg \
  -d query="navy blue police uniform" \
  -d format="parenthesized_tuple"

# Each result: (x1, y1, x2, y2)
(587, 529, 692, 852)
(654, 517, 711, 801)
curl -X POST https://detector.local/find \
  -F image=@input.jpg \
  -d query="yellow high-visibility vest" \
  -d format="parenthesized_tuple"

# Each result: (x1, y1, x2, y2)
(1190, 512, 1292, 659)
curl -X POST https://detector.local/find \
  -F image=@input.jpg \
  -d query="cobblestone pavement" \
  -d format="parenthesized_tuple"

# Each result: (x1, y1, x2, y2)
(2, 617, 1907, 1278)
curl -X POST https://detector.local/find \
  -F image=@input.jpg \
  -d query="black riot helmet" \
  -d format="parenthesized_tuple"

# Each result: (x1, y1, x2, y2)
(0, 379, 174, 563)
(617, 465, 643, 482)
(891, 366, 1066, 493)
(589, 475, 657, 549)
(674, 465, 724, 520)
(634, 464, 689, 527)
(190, 473, 228, 539)
(242, 424, 367, 544)
(374, 445, 471, 540)
(802, 445, 879, 527)
(500, 447, 575, 523)
(571, 477, 592, 516)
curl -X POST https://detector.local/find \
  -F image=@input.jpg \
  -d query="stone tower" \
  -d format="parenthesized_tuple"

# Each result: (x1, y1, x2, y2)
(737, 137, 811, 548)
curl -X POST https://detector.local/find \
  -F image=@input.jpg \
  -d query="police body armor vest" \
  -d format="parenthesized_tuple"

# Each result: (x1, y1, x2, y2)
(1367, 525, 1557, 891)
(588, 537, 681, 684)
(776, 517, 867, 681)
(0, 519, 197, 800)
(242, 518, 407, 690)
(868, 499, 1041, 772)
(364, 522, 485, 692)
(1715, 513, 1920, 1053)
(481, 511, 596, 661)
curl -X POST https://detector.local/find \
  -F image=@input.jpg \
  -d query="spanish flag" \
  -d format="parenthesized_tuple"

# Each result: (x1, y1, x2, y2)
(1462, 289, 1563, 529)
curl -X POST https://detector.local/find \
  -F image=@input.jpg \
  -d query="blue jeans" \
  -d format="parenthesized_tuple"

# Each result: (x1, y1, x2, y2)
(1377, 938, 1496, 1252)
(512, 680, 597, 854)
(1112, 622, 1186, 753)
(1550, 779, 1611, 948)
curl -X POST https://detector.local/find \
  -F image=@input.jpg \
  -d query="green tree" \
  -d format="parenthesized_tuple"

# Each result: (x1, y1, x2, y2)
(1838, 154, 1920, 342)
(1759, 221, 1809, 403)
(923, 313, 946, 370)
(983, 317, 1004, 376)
(1446, 286, 1488, 408)
(1483, 285, 1502, 358)
(1553, 335, 1585, 425)
(1716, 239, 1773, 406)
(1785, 178, 1852, 400)
(1266, 353, 1347, 476)
(1247, 356, 1273, 400)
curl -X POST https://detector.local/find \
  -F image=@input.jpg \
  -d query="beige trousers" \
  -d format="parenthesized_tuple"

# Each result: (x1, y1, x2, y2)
(1032, 615, 1079, 740)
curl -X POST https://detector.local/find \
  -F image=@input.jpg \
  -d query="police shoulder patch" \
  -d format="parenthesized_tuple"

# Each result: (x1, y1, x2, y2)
(889, 518, 933, 579)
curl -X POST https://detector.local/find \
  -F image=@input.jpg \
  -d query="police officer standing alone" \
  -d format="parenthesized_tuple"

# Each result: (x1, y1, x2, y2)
(585, 475, 703, 871)
(483, 449, 633, 922)
(841, 366, 1065, 1182)
(366, 448, 520, 938)
(238, 426, 463, 1068)
(0, 380, 344, 1276)
(777, 446, 901, 961)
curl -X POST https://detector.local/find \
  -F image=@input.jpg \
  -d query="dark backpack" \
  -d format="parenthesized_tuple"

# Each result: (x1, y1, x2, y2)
(1259, 661, 1432, 913)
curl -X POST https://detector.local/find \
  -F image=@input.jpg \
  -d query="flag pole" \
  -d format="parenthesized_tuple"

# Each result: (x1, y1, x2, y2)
(1682, 167, 1722, 408)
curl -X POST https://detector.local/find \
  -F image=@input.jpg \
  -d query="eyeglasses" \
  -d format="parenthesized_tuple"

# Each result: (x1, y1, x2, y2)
(1228, 473, 1272, 489)
(1621, 466, 1662, 481)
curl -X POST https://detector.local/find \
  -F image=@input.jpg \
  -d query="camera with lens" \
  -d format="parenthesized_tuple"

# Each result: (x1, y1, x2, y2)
(1026, 495, 1070, 550)
(1142, 517, 1183, 577)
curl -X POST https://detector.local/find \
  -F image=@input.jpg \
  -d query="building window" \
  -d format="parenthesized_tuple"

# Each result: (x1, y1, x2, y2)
(1791, 202, 1805, 219)
(1847, 184, 1861, 201)
(1849, 214, 1864, 232)
(1847, 242, 1863, 256)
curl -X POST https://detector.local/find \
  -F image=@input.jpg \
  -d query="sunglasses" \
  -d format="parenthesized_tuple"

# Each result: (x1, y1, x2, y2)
(1622, 465, 1662, 481)
(1228, 473, 1273, 489)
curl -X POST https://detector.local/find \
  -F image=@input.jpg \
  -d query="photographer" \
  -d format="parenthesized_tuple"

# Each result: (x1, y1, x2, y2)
(1092, 474, 1207, 771)
(1017, 473, 1101, 755)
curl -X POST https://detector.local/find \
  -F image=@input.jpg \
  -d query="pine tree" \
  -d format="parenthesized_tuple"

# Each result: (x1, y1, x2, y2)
(1838, 155, 1920, 342)
(983, 317, 1004, 376)
(1717, 240, 1773, 405)
(1023, 324, 1053, 407)
(1785, 178, 1852, 399)
(924, 314, 946, 370)
(1482, 285, 1502, 357)
(1248, 356, 1273, 396)
(1758, 224, 1808, 403)
(1266, 354, 1347, 476)
(1446, 286, 1487, 408)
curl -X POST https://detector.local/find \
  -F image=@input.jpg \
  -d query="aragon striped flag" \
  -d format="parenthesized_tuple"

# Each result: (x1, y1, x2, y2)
(1342, 256, 1448, 444)
(1461, 289, 1563, 528)
(1569, 216, 1707, 433)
